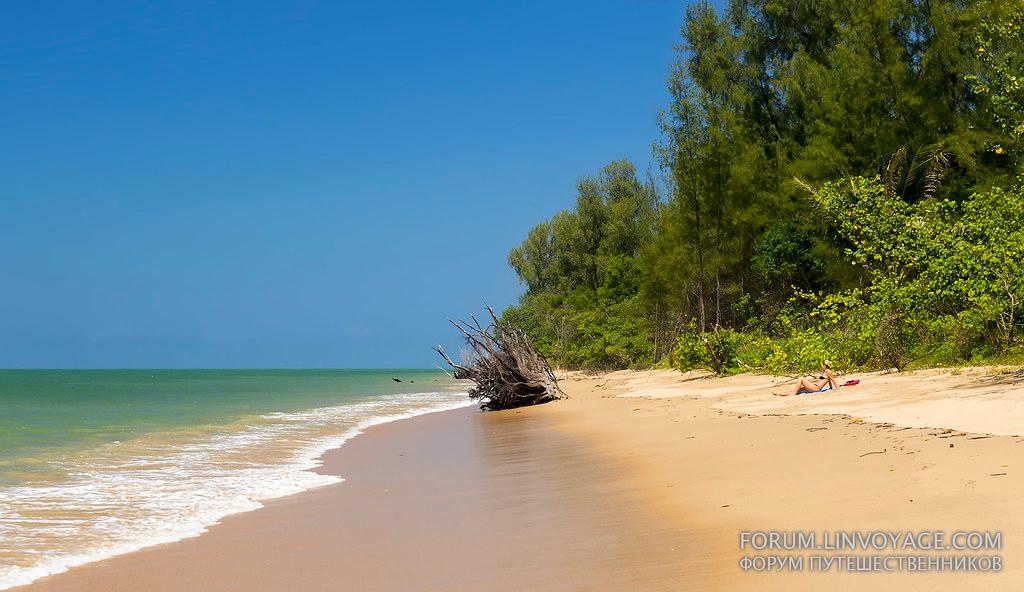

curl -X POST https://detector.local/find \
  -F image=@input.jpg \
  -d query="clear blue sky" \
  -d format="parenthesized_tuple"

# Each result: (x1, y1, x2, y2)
(0, 1, 694, 368)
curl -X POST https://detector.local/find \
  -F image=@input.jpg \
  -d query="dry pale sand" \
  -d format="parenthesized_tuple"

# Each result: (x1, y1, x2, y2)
(15, 367, 1024, 591)
(550, 368, 1024, 590)
(618, 366, 1024, 436)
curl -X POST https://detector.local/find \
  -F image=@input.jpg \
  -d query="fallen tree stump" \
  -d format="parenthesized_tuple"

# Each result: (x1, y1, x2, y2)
(435, 306, 562, 411)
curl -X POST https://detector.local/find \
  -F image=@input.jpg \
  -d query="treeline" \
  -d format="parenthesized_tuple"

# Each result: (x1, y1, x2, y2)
(503, 0, 1023, 372)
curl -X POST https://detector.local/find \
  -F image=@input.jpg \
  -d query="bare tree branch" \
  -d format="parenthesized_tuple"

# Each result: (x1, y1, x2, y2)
(436, 308, 563, 411)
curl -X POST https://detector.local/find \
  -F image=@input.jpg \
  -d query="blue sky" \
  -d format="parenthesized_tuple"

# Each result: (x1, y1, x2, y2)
(0, 1, 691, 368)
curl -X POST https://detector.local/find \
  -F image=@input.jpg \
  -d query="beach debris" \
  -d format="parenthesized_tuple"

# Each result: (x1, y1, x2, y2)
(435, 306, 562, 411)
(950, 443, 955, 448)
(805, 427, 827, 432)
(859, 448, 887, 457)
(990, 472, 1007, 476)
(392, 378, 403, 382)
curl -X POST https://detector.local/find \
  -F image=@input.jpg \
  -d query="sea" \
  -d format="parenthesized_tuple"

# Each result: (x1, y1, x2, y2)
(0, 369, 469, 589)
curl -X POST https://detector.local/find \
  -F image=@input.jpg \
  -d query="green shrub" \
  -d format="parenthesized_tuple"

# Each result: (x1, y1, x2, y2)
(671, 323, 740, 375)
(762, 331, 835, 375)
(733, 331, 774, 371)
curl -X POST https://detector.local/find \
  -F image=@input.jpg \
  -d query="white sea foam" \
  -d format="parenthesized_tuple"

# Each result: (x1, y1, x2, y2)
(0, 391, 471, 590)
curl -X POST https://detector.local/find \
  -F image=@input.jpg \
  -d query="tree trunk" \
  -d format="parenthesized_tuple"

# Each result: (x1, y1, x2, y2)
(715, 271, 722, 328)
(435, 307, 563, 411)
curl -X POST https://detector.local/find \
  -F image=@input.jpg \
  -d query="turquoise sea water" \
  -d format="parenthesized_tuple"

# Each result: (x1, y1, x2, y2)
(0, 370, 468, 589)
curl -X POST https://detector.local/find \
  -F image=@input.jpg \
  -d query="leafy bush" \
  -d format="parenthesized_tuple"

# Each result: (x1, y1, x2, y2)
(797, 176, 1024, 370)
(733, 331, 773, 371)
(671, 323, 740, 375)
(669, 322, 706, 371)
(966, 3, 1024, 147)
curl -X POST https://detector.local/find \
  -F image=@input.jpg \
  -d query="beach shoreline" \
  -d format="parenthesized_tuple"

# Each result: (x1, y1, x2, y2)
(16, 367, 1024, 591)
(0, 372, 470, 591)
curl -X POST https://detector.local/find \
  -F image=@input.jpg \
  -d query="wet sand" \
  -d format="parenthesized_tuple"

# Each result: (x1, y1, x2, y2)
(17, 404, 694, 591)
(17, 368, 1024, 591)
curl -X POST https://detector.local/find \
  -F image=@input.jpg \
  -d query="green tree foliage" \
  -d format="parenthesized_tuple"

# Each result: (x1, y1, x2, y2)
(750, 222, 827, 324)
(504, 0, 1023, 373)
(798, 177, 1024, 369)
(670, 322, 741, 375)
(966, 1, 1024, 150)
(504, 161, 658, 368)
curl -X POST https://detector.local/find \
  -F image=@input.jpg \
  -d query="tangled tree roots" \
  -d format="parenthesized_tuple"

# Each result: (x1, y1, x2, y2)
(435, 307, 563, 411)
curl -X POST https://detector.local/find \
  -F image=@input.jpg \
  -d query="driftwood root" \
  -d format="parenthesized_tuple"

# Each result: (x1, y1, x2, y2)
(435, 306, 562, 411)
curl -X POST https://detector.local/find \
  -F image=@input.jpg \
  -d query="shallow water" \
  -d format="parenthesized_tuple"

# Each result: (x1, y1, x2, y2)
(0, 369, 468, 589)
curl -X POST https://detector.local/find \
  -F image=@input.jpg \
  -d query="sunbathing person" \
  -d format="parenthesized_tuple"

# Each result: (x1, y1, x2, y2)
(775, 360, 836, 396)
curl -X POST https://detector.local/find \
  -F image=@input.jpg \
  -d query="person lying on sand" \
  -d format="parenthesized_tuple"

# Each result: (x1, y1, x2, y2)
(774, 360, 836, 397)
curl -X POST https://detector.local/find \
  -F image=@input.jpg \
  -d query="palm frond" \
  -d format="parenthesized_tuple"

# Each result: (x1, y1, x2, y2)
(882, 143, 950, 201)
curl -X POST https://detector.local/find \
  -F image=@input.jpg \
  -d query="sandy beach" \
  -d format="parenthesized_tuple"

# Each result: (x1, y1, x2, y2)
(10, 0, 1019, 589)
(16, 367, 1024, 591)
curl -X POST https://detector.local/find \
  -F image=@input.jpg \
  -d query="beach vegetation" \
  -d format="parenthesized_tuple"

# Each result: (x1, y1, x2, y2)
(503, 161, 658, 369)
(503, 0, 1024, 374)
(669, 322, 740, 375)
